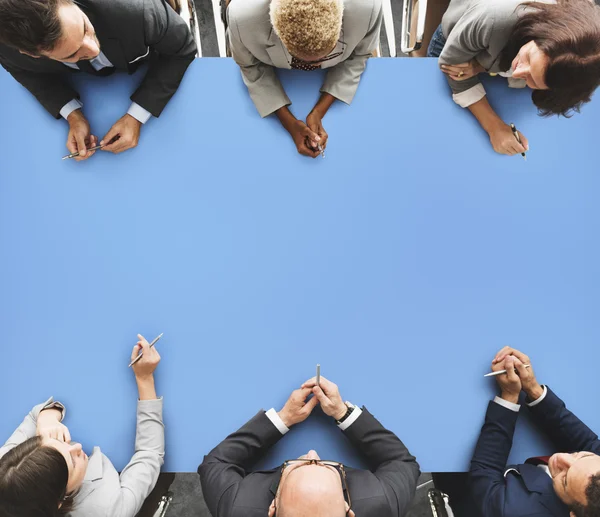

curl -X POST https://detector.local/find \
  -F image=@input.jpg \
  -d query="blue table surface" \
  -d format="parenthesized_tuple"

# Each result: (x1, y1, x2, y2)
(1, 58, 599, 473)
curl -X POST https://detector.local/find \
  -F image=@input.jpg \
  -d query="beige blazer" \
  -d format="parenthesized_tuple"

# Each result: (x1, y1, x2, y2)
(227, 0, 383, 117)
(0, 397, 165, 517)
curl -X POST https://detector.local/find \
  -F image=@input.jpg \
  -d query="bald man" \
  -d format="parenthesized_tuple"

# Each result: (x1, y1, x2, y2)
(199, 376, 420, 517)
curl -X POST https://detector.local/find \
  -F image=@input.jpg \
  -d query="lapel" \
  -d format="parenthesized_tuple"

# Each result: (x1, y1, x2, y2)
(512, 464, 570, 517)
(80, 4, 129, 70)
(75, 447, 104, 503)
(265, 28, 290, 69)
(269, 466, 283, 497)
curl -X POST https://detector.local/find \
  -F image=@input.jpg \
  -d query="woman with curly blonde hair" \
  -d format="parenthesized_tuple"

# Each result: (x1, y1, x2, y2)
(224, 0, 382, 158)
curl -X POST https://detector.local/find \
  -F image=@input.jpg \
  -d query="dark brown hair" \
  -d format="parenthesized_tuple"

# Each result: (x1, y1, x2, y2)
(500, 0, 600, 117)
(0, 436, 75, 517)
(571, 473, 600, 517)
(0, 0, 72, 54)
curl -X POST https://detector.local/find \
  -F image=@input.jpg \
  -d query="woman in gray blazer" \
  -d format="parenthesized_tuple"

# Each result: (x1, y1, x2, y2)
(226, 0, 382, 158)
(0, 335, 164, 517)
(428, 0, 600, 156)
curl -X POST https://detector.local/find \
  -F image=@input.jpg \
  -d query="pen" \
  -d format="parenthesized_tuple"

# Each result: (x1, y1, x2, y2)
(484, 364, 531, 377)
(128, 333, 163, 368)
(62, 144, 104, 160)
(509, 123, 527, 160)
(316, 364, 321, 387)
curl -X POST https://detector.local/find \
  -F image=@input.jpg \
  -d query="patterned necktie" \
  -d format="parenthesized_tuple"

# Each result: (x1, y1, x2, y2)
(290, 57, 321, 71)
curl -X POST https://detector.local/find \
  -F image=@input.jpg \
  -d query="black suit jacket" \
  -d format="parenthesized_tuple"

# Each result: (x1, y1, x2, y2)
(198, 408, 420, 517)
(0, 0, 196, 118)
(468, 387, 600, 517)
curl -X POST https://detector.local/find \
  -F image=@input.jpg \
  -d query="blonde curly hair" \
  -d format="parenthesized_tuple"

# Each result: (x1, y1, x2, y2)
(270, 0, 344, 59)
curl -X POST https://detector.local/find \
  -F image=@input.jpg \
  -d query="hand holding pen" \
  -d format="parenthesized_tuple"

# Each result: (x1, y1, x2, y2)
(510, 123, 528, 160)
(487, 346, 545, 403)
(129, 333, 162, 370)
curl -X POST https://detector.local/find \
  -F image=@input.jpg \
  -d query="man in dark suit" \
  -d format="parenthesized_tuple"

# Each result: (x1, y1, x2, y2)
(470, 346, 600, 517)
(199, 376, 420, 517)
(0, 0, 196, 160)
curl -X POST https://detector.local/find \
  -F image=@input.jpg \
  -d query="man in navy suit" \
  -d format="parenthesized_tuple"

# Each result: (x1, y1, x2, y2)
(469, 347, 600, 517)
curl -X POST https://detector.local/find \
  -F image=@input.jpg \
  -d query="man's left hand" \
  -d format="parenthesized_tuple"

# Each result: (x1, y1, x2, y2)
(306, 111, 328, 152)
(278, 388, 319, 428)
(100, 114, 142, 154)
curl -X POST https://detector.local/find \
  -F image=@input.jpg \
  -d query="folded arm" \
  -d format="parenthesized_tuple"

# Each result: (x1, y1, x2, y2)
(198, 410, 285, 517)
(528, 387, 600, 454)
(468, 400, 519, 517)
(130, 0, 197, 118)
(343, 408, 421, 517)
(0, 397, 66, 460)
(1, 61, 79, 119)
(321, 0, 382, 105)
(109, 398, 165, 517)
(228, 10, 290, 117)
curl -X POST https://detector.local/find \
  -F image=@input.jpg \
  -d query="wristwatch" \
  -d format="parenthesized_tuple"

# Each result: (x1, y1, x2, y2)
(336, 402, 355, 425)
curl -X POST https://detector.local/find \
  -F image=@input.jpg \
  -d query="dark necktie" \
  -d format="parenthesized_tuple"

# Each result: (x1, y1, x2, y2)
(526, 456, 551, 466)
(76, 59, 115, 77)
(290, 57, 321, 71)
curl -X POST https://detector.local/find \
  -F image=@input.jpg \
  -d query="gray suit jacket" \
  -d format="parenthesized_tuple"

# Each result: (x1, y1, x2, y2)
(0, 0, 196, 118)
(439, 0, 553, 105)
(227, 0, 382, 117)
(0, 397, 165, 517)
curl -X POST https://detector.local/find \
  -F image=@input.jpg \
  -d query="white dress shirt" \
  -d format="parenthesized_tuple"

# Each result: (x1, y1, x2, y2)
(60, 51, 152, 124)
(265, 403, 363, 435)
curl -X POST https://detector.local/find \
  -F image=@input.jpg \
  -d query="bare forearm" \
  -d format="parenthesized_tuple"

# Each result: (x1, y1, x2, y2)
(468, 96, 504, 134)
(276, 106, 298, 132)
(310, 93, 336, 118)
(136, 376, 158, 401)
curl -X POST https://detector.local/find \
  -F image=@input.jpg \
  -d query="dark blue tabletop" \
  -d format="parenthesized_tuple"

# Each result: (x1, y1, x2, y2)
(0, 58, 599, 472)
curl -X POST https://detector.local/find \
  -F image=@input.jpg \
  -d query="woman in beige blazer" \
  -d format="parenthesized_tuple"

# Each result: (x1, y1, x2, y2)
(226, 0, 382, 158)
(0, 335, 164, 517)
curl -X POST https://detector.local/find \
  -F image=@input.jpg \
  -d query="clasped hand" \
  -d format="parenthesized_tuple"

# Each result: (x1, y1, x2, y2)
(278, 376, 347, 428)
(492, 346, 543, 404)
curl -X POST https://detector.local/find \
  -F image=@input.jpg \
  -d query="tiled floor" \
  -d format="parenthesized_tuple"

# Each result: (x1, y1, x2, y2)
(182, 0, 408, 57)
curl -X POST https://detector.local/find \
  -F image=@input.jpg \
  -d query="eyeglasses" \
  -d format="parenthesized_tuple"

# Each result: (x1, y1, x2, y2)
(273, 459, 352, 515)
(286, 39, 347, 67)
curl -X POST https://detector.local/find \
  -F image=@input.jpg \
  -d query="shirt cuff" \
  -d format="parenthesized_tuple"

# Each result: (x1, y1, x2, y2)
(452, 83, 486, 108)
(493, 396, 521, 412)
(265, 408, 290, 435)
(41, 399, 67, 422)
(127, 102, 152, 124)
(60, 98, 83, 120)
(527, 385, 548, 407)
(338, 404, 362, 431)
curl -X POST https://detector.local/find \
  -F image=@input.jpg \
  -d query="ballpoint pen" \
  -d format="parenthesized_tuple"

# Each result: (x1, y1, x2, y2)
(129, 333, 164, 367)
(316, 364, 321, 387)
(62, 144, 104, 160)
(484, 364, 531, 377)
(509, 123, 527, 160)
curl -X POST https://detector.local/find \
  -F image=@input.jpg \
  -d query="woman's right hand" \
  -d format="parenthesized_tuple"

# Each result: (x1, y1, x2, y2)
(131, 334, 161, 381)
(489, 123, 529, 156)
